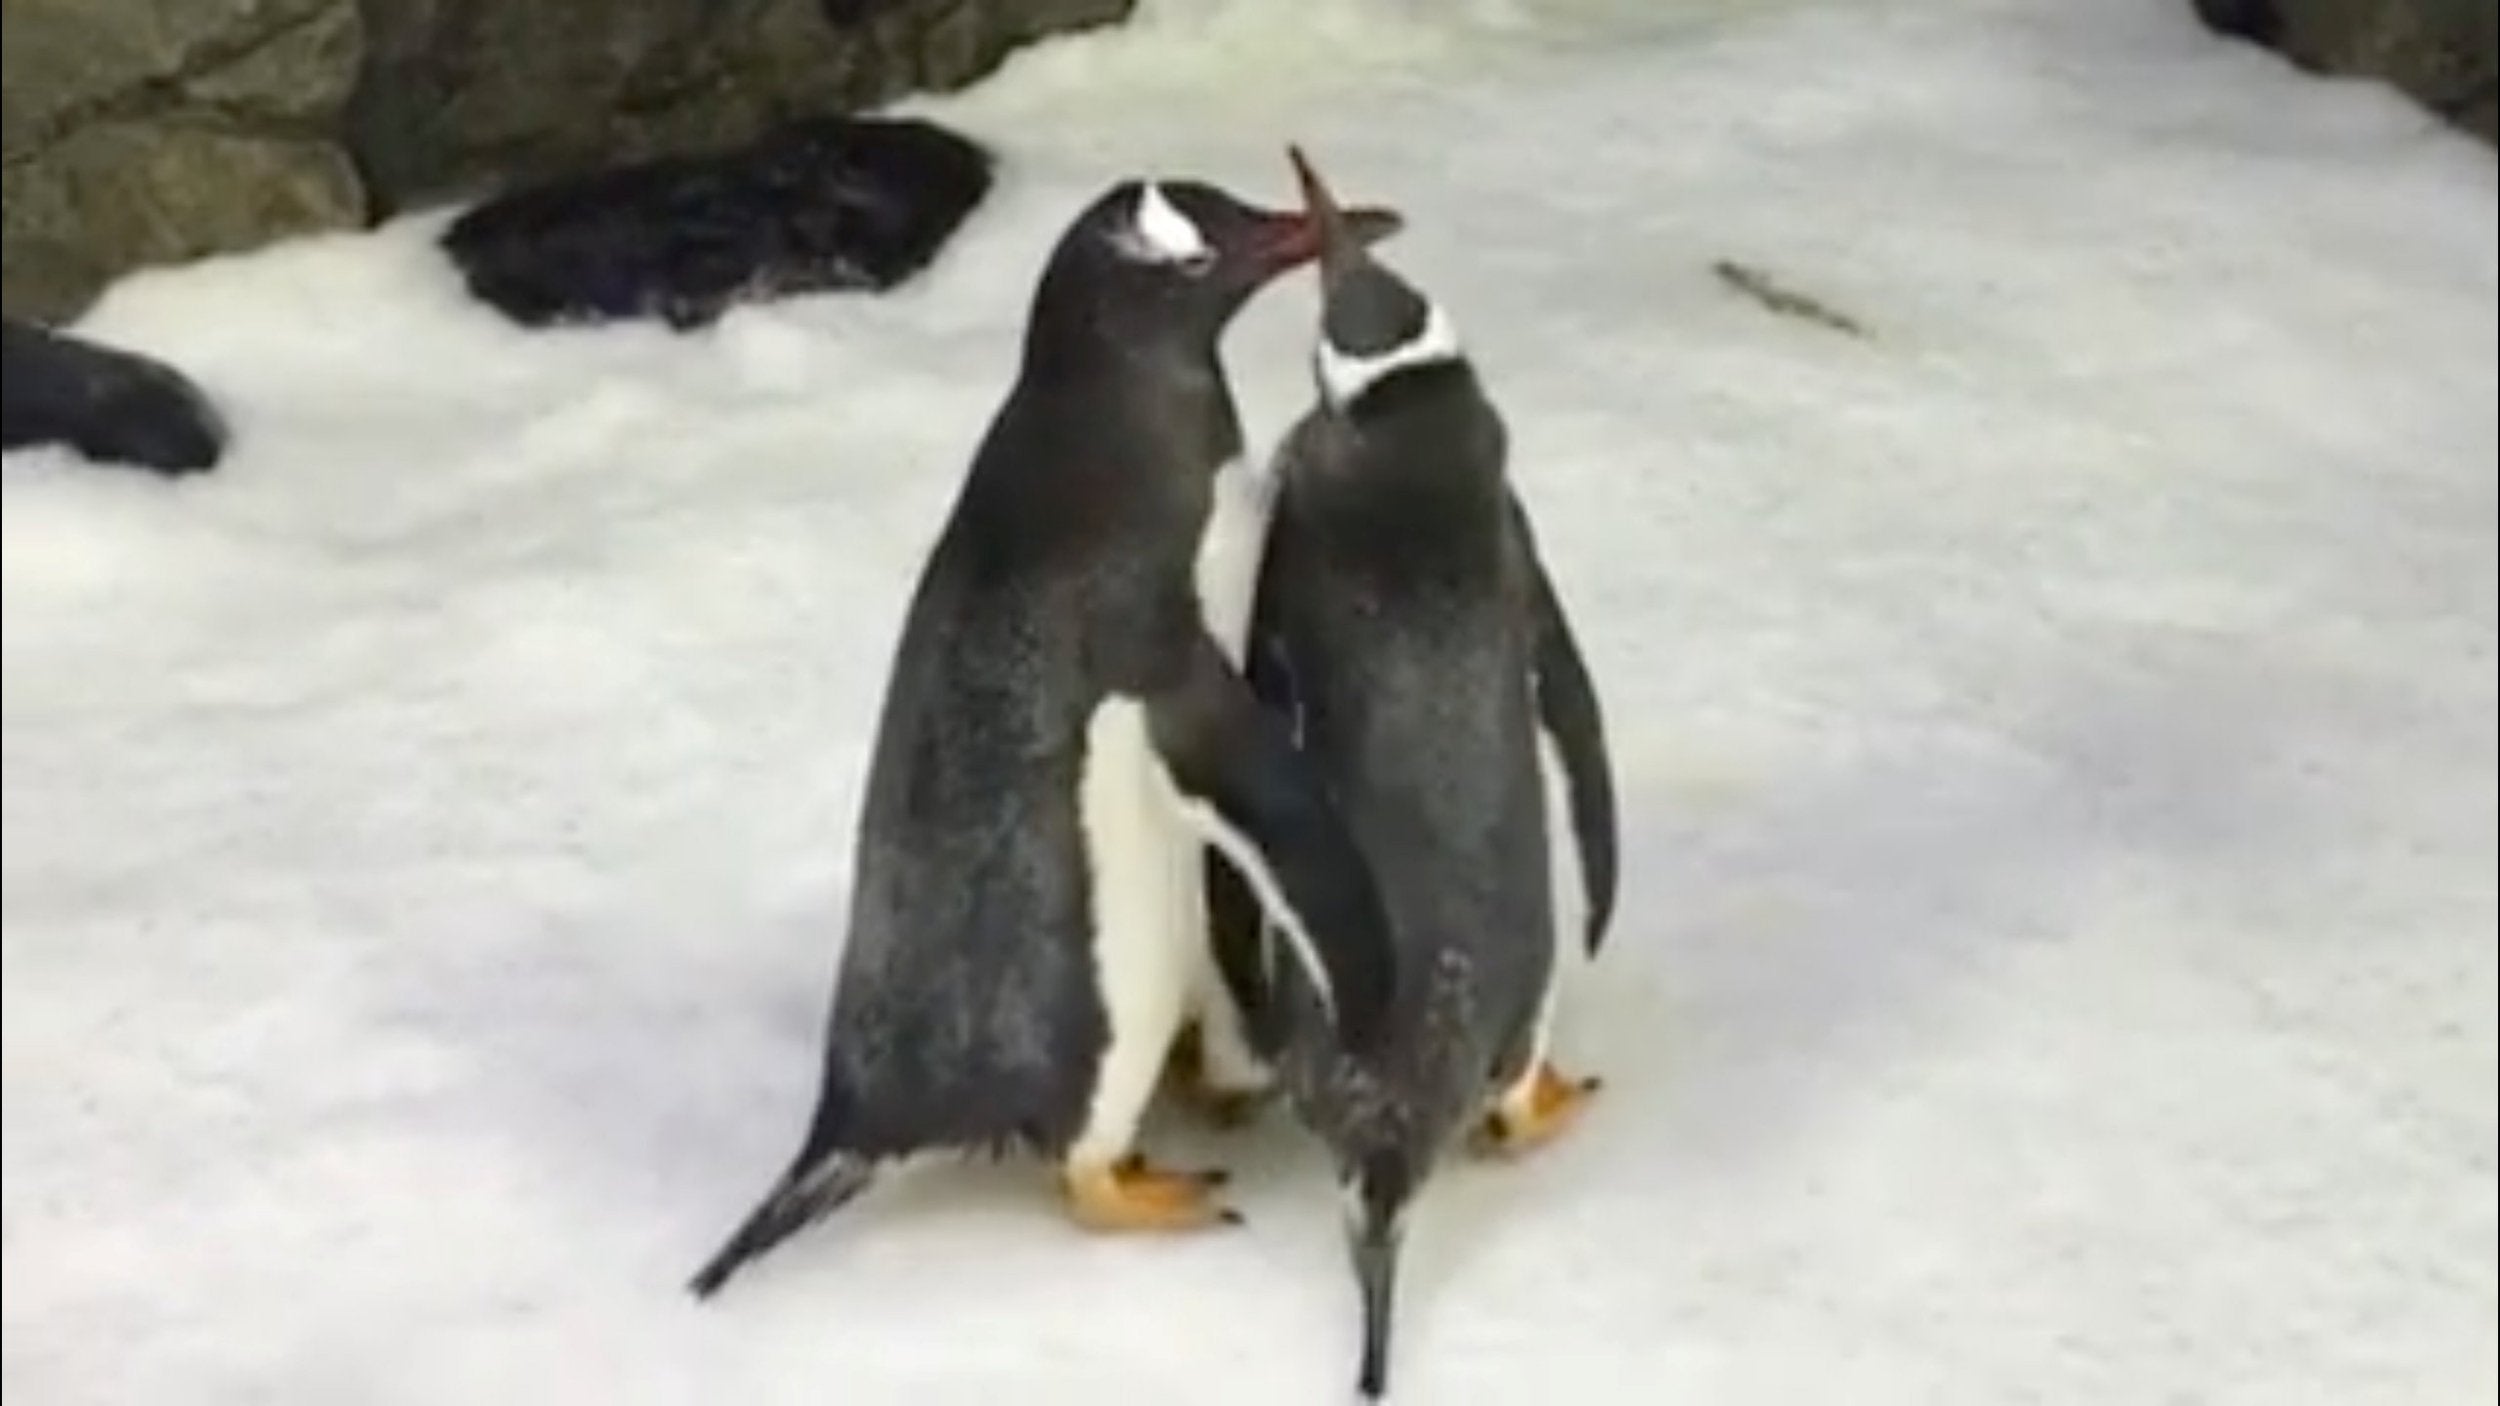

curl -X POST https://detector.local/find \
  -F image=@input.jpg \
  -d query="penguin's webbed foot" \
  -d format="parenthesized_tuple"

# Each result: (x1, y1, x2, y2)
(1471, 1061, 1602, 1160)
(1063, 1153, 1240, 1232)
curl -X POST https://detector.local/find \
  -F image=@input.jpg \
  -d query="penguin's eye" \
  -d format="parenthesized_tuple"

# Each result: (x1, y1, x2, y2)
(1177, 250, 1218, 279)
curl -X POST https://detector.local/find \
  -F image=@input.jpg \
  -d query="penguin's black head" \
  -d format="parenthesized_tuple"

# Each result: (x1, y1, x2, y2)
(1029, 177, 1404, 363)
(1289, 145, 1469, 414)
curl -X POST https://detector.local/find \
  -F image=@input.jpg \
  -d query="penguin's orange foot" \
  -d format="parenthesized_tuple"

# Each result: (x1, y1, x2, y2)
(1063, 1154, 1239, 1232)
(1473, 1063, 1602, 1159)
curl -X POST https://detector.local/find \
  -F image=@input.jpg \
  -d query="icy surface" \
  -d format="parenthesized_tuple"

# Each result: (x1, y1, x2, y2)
(6, 1, 2494, 1401)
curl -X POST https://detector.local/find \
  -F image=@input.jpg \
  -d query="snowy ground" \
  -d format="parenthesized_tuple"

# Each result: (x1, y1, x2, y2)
(5, 0, 2494, 1401)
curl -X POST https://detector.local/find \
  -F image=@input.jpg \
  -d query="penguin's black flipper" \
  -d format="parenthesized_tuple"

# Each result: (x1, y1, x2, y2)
(1146, 631, 1395, 1055)
(1202, 575, 1306, 1056)
(1509, 496, 1619, 956)
(1202, 847, 1276, 1052)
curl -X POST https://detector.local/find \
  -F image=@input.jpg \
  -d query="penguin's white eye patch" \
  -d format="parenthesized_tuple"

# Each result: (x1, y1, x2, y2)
(1114, 182, 1214, 270)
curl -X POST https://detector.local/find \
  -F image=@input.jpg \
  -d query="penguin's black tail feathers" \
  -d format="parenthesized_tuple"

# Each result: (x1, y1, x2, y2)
(686, 1152, 876, 1299)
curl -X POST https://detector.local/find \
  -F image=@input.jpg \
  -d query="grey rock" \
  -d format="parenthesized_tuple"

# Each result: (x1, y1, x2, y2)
(2, 0, 1134, 321)
(4, 123, 364, 323)
(345, 0, 1135, 217)
(2196, 0, 2496, 145)
(2, 0, 367, 320)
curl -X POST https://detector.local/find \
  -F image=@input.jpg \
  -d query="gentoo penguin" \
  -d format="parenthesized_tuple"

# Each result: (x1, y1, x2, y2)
(686, 173, 1409, 1299)
(1208, 148, 1619, 1399)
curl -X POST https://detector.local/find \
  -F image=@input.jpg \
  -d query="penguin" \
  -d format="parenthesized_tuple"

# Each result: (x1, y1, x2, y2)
(1205, 148, 1620, 1400)
(686, 172, 1410, 1300)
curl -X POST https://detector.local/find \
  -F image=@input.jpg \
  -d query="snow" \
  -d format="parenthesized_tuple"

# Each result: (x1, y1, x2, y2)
(5, 0, 2494, 1400)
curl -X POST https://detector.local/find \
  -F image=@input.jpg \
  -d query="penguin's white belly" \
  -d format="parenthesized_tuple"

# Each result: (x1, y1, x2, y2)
(1068, 699, 1203, 1162)
(1197, 456, 1276, 665)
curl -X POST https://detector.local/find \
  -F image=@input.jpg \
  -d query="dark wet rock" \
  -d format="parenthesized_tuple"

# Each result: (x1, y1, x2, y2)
(439, 114, 995, 331)
(3, 317, 227, 475)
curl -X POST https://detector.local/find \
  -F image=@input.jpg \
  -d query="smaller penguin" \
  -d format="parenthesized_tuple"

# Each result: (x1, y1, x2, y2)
(1210, 147, 1620, 1400)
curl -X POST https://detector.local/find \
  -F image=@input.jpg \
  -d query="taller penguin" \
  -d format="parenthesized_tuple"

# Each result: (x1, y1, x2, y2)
(687, 173, 1409, 1298)
(1208, 149, 1620, 1399)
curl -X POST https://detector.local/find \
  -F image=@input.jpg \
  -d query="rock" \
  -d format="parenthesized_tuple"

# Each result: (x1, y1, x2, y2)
(4, 126, 364, 321)
(438, 114, 997, 331)
(2, 0, 1133, 322)
(2, 0, 369, 321)
(2, 0, 317, 160)
(3, 316, 228, 475)
(2452, 82, 2497, 144)
(346, 0, 1135, 219)
(2193, 0, 2497, 145)
(185, 0, 364, 120)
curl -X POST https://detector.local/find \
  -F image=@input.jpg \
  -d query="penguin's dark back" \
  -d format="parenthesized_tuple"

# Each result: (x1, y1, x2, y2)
(802, 356, 1243, 1159)
(817, 507, 1099, 1159)
(1261, 369, 1554, 1060)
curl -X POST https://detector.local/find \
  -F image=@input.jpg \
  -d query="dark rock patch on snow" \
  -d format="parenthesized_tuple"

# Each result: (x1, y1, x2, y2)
(3, 319, 227, 476)
(438, 115, 996, 332)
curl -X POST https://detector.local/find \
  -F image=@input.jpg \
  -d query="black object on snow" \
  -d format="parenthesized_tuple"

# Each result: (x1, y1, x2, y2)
(3, 318, 227, 476)
(2191, 0, 2283, 47)
(439, 115, 997, 332)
